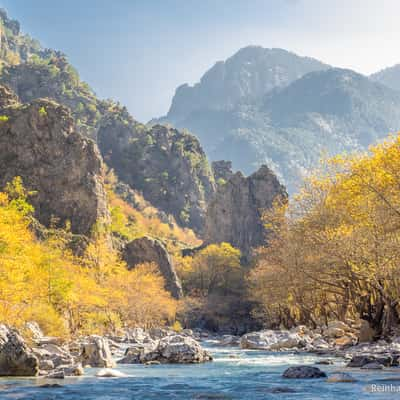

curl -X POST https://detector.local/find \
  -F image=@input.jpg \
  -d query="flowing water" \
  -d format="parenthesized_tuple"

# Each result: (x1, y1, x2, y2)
(0, 343, 398, 399)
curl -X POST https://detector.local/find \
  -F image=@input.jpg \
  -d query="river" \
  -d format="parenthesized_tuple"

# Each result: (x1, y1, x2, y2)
(0, 343, 398, 399)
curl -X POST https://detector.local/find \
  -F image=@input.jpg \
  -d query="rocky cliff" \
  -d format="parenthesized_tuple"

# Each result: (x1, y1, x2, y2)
(0, 85, 109, 235)
(204, 165, 287, 259)
(98, 110, 215, 232)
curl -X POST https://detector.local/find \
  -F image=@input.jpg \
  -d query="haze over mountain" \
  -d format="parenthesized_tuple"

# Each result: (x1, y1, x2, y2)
(370, 64, 400, 92)
(159, 47, 400, 192)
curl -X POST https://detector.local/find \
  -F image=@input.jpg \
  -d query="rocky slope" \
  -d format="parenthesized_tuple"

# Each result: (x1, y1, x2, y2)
(98, 110, 215, 232)
(0, 85, 109, 235)
(159, 47, 400, 193)
(370, 64, 400, 92)
(204, 165, 287, 259)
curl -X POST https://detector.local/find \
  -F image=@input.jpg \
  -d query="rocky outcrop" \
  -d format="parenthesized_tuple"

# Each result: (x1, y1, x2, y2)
(0, 325, 39, 376)
(204, 165, 287, 258)
(282, 366, 327, 379)
(0, 87, 109, 235)
(80, 336, 116, 368)
(212, 160, 234, 185)
(122, 236, 183, 299)
(98, 114, 215, 232)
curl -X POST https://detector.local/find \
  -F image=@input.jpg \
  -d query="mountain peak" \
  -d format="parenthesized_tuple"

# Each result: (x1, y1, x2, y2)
(166, 46, 330, 122)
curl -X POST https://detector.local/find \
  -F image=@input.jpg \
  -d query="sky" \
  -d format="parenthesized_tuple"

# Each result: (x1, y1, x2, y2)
(1, 0, 399, 121)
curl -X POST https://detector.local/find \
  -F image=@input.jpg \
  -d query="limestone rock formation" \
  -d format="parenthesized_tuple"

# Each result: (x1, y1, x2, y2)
(80, 336, 116, 368)
(98, 113, 215, 232)
(122, 236, 183, 299)
(204, 165, 287, 258)
(0, 324, 39, 376)
(0, 86, 109, 235)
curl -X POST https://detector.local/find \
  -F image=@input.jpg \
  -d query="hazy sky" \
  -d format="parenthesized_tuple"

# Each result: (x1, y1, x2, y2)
(1, 0, 399, 121)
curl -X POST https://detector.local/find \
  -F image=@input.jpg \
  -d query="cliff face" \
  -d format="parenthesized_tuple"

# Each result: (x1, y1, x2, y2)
(0, 86, 109, 235)
(204, 165, 287, 259)
(98, 112, 215, 232)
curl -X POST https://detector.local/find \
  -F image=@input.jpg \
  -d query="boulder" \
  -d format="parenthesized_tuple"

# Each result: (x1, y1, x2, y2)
(58, 363, 84, 376)
(240, 330, 302, 350)
(33, 343, 75, 368)
(283, 366, 327, 379)
(156, 335, 212, 363)
(47, 370, 65, 379)
(204, 165, 287, 260)
(118, 334, 212, 364)
(219, 335, 240, 346)
(123, 236, 183, 299)
(0, 325, 39, 376)
(80, 336, 116, 368)
(327, 373, 357, 383)
(335, 336, 355, 347)
(346, 355, 376, 368)
(361, 362, 384, 370)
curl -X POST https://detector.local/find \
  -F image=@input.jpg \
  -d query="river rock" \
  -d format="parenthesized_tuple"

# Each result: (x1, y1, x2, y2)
(47, 370, 65, 379)
(283, 366, 327, 379)
(0, 324, 39, 376)
(123, 236, 183, 299)
(240, 330, 301, 350)
(156, 335, 212, 363)
(326, 373, 357, 382)
(57, 363, 84, 376)
(219, 335, 240, 346)
(33, 343, 75, 368)
(361, 362, 383, 370)
(96, 368, 127, 378)
(118, 334, 211, 364)
(80, 336, 116, 368)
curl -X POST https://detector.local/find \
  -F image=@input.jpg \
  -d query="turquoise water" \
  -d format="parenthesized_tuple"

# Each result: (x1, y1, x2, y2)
(0, 344, 399, 399)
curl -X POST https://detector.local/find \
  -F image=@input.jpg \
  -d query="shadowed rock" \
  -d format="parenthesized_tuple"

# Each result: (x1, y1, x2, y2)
(123, 236, 183, 299)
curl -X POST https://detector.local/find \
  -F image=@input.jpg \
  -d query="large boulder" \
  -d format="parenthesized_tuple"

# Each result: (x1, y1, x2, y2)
(282, 366, 327, 379)
(240, 330, 302, 350)
(122, 236, 183, 299)
(204, 165, 287, 260)
(80, 336, 116, 368)
(118, 334, 212, 364)
(0, 325, 39, 376)
(0, 88, 109, 235)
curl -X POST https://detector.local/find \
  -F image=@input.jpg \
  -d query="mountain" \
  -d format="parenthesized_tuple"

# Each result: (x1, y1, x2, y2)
(166, 46, 330, 121)
(98, 110, 215, 232)
(370, 64, 400, 92)
(0, 9, 216, 233)
(159, 48, 400, 192)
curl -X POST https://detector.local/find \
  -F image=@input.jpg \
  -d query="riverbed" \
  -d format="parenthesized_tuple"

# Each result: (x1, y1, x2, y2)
(0, 343, 398, 399)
